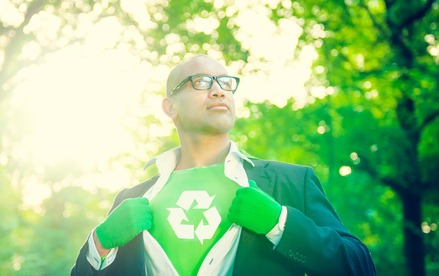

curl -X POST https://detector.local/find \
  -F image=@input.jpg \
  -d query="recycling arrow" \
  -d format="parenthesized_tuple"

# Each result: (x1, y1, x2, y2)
(167, 207, 194, 239)
(176, 190, 215, 210)
(166, 190, 221, 244)
(194, 206, 221, 244)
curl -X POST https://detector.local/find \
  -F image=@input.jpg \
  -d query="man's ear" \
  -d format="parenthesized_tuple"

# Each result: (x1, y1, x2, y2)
(162, 97, 177, 119)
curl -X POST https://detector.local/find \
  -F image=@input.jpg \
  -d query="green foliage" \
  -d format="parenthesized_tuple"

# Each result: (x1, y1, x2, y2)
(141, 0, 249, 66)
(15, 186, 114, 276)
(281, 1, 439, 274)
(0, 167, 22, 274)
(233, 98, 409, 275)
(1, 0, 438, 275)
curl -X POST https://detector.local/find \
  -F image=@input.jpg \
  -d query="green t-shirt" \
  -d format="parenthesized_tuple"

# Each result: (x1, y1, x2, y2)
(149, 164, 239, 276)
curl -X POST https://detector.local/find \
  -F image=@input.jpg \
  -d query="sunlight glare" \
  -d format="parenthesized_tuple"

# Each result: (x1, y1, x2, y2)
(231, 5, 313, 108)
(13, 46, 148, 168)
(7, 0, 318, 208)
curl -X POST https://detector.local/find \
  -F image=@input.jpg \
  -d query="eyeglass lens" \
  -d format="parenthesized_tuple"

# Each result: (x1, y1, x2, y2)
(191, 76, 237, 91)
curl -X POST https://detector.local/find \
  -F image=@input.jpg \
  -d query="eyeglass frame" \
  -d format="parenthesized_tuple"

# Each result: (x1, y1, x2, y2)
(169, 74, 240, 97)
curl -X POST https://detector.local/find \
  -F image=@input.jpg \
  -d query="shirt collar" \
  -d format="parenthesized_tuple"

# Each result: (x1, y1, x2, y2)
(143, 140, 254, 173)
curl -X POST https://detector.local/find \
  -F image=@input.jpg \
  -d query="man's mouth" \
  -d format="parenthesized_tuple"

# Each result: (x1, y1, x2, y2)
(207, 102, 229, 110)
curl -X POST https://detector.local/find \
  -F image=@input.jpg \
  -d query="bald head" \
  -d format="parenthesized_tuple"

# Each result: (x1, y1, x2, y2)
(166, 55, 229, 97)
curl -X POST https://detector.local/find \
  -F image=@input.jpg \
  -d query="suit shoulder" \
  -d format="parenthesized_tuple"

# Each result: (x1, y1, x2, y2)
(250, 158, 313, 172)
(117, 175, 159, 199)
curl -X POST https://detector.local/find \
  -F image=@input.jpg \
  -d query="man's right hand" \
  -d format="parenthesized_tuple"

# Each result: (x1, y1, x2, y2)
(95, 197, 152, 250)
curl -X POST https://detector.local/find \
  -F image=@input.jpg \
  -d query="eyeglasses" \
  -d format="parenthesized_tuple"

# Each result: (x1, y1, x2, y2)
(170, 74, 240, 96)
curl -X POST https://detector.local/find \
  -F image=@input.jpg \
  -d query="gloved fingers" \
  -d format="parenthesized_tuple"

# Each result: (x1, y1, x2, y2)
(228, 197, 262, 221)
(97, 197, 153, 248)
(248, 179, 258, 188)
(122, 197, 150, 209)
(235, 187, 268, 206)
(125, 201, 153, 230)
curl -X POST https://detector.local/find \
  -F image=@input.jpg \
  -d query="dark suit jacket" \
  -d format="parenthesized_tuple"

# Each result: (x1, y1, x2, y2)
(71, 159, 375, 275)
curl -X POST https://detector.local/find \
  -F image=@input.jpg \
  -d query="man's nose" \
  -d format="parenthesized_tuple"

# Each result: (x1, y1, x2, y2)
(208, 80, 226, 98)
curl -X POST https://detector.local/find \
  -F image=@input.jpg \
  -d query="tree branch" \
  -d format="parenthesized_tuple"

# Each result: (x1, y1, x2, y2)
(380, 176, 406, 196)
(400, 0, 435, 29)
(1, 0, 45, 86)
(421, 109, 439, 129)
(19, 0, 45, 31)
(0, 25, 13, 36)
(358, 0, 389, 39)
(355, 151, 407, 196)
(383, 0, 395, 13)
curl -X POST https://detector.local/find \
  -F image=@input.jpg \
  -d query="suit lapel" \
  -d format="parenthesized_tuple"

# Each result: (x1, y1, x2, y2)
(136, 160, 278, 274)
(233, 160, 277, 274)
(245, 159, 276, 196)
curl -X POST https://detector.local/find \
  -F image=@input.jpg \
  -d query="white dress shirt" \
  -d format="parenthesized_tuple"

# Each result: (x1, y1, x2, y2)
(86, 141, 287, 274)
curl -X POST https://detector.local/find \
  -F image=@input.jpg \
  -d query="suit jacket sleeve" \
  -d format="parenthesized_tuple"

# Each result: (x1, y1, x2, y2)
(273, 166, 375, 275)
(70, 178, 155, 276)
(70, 190, 127, 276)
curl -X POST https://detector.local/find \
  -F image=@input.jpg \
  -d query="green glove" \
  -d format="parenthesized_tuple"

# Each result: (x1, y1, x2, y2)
(95, 197, 152, 249)
(228, 180, 282, 235)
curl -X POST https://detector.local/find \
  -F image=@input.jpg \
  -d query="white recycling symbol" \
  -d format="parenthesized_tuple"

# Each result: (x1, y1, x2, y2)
(167, 190, 221, 244)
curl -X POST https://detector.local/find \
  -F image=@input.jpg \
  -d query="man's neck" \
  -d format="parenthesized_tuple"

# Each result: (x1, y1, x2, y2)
(176, 135, 230, 170)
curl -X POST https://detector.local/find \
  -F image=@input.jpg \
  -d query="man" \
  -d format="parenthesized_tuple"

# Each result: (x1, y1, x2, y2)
(71, 54, 376, 275)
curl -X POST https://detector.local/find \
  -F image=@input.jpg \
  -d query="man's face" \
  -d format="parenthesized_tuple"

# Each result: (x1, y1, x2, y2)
(168, 56, 236, 136)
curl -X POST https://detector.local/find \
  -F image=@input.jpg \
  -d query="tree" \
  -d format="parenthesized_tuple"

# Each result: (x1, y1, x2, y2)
(0, 167, 22, 273)
(1, 0, 438, 275)
(14, 186, 113, 276)
(0, 1, 142, 273)
(264, 1, 439, 275)
(233, 98, 409, 274)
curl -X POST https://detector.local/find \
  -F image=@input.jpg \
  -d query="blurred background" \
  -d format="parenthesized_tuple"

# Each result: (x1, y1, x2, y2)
(0, 0, 438, 275)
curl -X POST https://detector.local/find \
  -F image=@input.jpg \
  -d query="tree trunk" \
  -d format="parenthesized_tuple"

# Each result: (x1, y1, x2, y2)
(400, 191, 425, 276)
